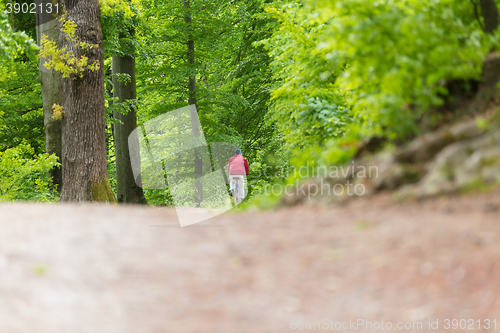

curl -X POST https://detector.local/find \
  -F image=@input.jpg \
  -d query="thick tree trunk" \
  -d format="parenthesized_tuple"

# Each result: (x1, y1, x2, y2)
(35, 0, 62, 191)
(183, 0, 203, 207)
(59, 0, 115, 202)
(480, 0, 499, 34)
(112, 51, 146, 203)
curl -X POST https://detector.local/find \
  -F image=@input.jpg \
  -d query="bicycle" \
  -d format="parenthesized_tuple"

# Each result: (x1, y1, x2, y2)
(230, 176, 244, 205)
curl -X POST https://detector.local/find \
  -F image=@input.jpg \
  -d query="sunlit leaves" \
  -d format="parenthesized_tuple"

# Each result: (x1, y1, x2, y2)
(0, 143, 59, 201)
(99, 0, 143, 19)
(259, 0, 349, 153)
(0, 8, 36, 64)
(39, 33, 100, 78)
(308, 0, 492, 138)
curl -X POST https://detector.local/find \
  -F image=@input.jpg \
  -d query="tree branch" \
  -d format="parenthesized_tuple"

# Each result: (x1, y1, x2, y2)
(471, 0, 485, 31)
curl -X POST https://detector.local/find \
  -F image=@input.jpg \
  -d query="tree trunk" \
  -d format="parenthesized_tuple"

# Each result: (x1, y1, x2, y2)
(112, 50, 146, 203)
(35, 0, 62, 191)
(480, 0, 499, 34)
(183, 0, 203, 207)
(59, 0, 116, 202)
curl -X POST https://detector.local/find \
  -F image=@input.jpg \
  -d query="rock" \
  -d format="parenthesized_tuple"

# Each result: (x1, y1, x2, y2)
(394, 119, 485, 164)
(281, 109, 500, 206)
(403, 130, 500, 198)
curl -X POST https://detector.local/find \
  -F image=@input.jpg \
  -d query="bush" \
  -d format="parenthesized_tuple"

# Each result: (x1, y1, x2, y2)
(0, 143, 60, 202)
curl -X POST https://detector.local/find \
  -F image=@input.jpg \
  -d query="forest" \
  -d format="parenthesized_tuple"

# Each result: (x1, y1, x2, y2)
(1, 0, 500, 206)
(2, 0, 500, 331)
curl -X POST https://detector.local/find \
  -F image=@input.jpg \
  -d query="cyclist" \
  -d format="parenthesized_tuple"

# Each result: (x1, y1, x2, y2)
(227, 149, 249, 204)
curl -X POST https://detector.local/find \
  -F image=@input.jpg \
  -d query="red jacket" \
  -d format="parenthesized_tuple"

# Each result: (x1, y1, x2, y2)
(228, 154, 249, 175)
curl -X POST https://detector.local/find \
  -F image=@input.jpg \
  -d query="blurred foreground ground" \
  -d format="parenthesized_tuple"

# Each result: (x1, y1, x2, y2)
(0, 188, 500, 333)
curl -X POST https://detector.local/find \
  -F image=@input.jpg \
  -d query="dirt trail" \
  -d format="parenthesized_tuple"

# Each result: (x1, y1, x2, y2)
(0, 189, 499, 333)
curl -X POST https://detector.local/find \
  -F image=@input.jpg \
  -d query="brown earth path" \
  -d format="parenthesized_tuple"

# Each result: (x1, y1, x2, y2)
(0, 188, 500, 333)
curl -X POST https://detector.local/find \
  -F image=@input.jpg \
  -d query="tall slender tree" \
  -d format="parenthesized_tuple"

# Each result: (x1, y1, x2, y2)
(35, 0, 62, 191)
(479, 0, 499, 34)
(183, 0, 203, 206)
(112, 29, 146, 203)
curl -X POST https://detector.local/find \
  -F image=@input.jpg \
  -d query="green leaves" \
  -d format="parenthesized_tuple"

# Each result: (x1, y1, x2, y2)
(310, 0, 492, 138)
(0, 143, 60, 202)
(0, 9, 36, 65)
(261, 0, 496, 161)
(297, 97, 349, 139)
(39, 14, 101, 78)
(259, 0, 350, 154)
(254, 0, 499, 189)
(0, 60, 44, 151)
(136, 0, 274, 159)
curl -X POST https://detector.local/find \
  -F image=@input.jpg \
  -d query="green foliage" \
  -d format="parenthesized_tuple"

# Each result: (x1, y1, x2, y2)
(239, 189, 281, 210)
(100, 0, 143, 19)
(253, 0, 500, 202)
(133, 0, 277, 204)
(0, 12, 52, 202)
(52, 103, 65, 120)
(137, 0, 274, 158)
(0, 7, 36, 64)
(0, 143, 60, 202)
(298, 97, 350, 140)
(39, 13, 100, 78)
(101, 0, 141, 57)
(61, 17, 78, 43)
(306, 0, 495, 139)
(3, 0, 499, 205)
(0, 60, 44, 152)
(258, 0, 351, 155)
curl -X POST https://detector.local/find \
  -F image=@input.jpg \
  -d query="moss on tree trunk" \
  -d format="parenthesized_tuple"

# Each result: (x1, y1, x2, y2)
(89, 176, 117, 202)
